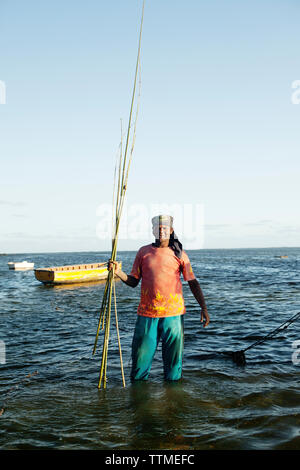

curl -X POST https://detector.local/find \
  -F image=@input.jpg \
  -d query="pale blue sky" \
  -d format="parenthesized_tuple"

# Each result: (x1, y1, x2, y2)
(1, 0, 300, 253)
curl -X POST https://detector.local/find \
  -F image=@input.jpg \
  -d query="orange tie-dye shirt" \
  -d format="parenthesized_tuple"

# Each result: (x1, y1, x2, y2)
(130, 244, 196, 318)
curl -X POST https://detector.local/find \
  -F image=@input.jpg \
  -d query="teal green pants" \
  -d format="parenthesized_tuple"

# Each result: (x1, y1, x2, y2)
(131, 315, 184, 381)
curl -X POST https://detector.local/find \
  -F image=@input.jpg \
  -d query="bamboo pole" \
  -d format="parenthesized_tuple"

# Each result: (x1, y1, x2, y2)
(113, 278, 126, 387)
(98, 269, 114, 388)
(93, 0, 145, 388)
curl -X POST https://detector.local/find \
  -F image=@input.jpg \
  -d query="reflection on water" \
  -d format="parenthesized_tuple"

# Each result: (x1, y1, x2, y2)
(0, 248, 300, 450)
(42, 279, 110, 291)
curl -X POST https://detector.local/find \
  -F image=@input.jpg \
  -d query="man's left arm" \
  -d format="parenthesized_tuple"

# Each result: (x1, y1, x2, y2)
(188, 279, 210, 328)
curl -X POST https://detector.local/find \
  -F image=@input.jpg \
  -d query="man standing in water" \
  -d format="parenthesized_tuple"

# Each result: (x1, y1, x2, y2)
(109, 215, 209, 381)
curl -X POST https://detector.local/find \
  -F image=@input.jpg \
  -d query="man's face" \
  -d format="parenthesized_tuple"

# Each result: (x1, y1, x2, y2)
(152, 224, 173, 241)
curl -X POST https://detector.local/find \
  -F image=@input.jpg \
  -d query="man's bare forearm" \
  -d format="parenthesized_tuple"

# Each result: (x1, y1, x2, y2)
(188, 279, 207, 311)
(115, 270, 139, 288)
(108, 261, 139, 287)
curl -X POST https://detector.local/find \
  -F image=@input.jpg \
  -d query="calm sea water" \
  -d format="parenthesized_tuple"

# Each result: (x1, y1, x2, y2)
(0, 248, 300, 450)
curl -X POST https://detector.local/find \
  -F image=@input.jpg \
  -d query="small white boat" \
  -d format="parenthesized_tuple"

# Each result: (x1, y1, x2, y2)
(8, 261, 35, 270)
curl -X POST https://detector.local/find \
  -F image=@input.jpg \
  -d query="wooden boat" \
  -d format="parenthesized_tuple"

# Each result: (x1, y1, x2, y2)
(8, 261, 34, 270)
(34, 261, 121, 285)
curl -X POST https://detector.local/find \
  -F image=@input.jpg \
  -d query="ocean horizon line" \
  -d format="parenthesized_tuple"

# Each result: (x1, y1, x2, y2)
(1, 246, 299, 256)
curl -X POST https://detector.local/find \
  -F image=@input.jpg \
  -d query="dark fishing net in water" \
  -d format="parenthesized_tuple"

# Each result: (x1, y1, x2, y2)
(200, 311, 300, 366)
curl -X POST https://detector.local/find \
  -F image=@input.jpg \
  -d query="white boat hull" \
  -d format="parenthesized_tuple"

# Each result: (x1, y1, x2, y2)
(8, 261, 35, 270)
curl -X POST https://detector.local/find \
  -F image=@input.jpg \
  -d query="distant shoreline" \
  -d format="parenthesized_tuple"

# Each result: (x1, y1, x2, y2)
(1, 246, 299, 256)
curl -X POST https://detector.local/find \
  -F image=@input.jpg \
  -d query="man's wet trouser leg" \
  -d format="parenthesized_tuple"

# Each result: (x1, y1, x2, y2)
(161, 315, 184, 381)
(131, 315, 184, 381)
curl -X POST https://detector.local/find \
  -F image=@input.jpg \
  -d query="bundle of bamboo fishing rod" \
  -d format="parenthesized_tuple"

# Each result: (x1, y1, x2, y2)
(92, 1, 145, 389)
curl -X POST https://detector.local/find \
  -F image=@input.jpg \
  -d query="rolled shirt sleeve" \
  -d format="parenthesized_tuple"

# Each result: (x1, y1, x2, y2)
(130, 249, 142, 280)
(180, 251, 196, 282)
